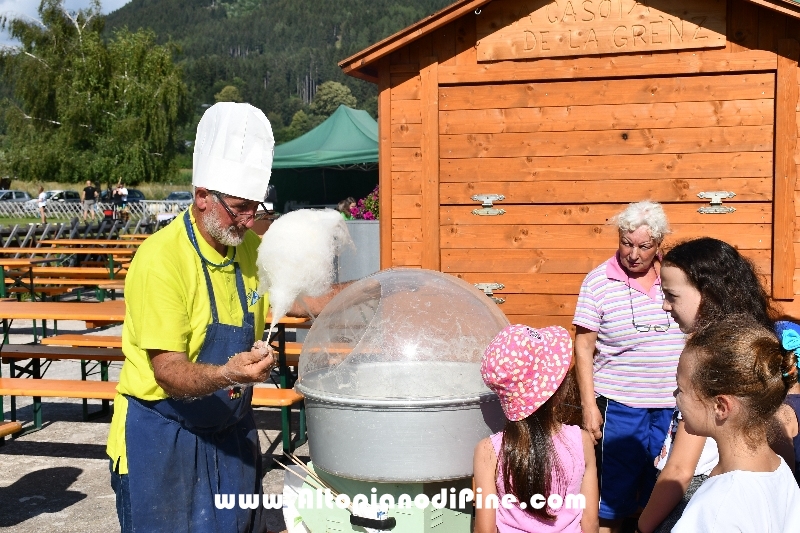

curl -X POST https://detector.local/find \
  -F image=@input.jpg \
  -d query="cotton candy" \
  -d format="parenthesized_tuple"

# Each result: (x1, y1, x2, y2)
(257, 209, 353, 332)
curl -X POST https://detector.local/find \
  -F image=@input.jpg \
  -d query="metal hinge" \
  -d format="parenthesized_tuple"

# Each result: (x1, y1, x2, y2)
(697, 191, 736, 214)
(474, 283, 505, 304)
(471, 194, 506, 216)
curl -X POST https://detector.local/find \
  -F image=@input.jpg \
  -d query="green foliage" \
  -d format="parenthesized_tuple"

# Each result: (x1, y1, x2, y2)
(214, 85, 243, 102)
(104, 0, 452, 142)
(308, 81, 356, 117)
(1, 0, 192, 184)
(221, 0, 264, 19)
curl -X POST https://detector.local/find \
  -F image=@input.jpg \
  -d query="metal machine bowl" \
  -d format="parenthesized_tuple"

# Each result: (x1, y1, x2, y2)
(296, 362, 505, 482)
(295, 268, 509, 482)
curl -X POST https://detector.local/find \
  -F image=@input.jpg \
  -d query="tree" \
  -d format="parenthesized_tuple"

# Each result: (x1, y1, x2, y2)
(0, 0, 191, 184)
(308, 81, 356, 118)
(214, 85, 243, 102)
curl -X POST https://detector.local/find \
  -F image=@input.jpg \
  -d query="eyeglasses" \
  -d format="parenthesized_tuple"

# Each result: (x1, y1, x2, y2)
(627, 282, 671, 333)
(211, 191, 268, 223)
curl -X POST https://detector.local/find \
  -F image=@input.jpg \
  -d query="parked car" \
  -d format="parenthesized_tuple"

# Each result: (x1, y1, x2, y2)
(165, 191, 193, 202)
(99, 188, 146, 203)
(50, 190, 81, 203)
(164, 191, 193, 209)
(0, 190, 32, 202)
(23, 189, 81, 213)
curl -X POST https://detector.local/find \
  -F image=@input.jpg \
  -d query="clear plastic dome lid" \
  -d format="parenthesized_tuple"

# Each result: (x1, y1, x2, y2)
(296, 268, 510, 402)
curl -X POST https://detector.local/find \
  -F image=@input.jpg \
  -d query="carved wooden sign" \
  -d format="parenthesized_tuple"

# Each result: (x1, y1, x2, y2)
(476, 0, 727, 60)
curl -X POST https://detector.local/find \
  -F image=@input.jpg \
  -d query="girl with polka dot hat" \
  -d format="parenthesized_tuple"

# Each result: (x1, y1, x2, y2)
(474, 324, 599, 533)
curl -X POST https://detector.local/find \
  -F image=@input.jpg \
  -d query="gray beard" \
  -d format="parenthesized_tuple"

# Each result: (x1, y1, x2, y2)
(202, 209, 245, 247)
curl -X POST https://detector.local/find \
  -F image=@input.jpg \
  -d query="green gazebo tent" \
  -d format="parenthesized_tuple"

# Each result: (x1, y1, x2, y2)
(271, 105, 378, 210)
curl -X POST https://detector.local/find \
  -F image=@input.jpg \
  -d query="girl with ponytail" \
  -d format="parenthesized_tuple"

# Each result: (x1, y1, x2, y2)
(671, 316, 800, 532)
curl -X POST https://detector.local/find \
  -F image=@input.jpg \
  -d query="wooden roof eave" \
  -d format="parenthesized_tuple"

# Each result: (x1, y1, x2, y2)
(744, 0, 800, 20)
(338, 0, 492, 82)
(339, 0, 800, 81)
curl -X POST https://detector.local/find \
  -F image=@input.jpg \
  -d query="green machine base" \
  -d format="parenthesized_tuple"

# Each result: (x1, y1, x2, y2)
(295, 464, 473, 532)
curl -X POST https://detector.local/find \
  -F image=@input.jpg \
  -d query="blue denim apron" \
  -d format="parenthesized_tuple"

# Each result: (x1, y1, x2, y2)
(123, 211, 265, 532)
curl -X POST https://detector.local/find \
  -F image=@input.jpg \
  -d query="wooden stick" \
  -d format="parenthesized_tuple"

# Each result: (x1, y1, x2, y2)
(284, 452, 336, 494)
(273, 459, 332, 495)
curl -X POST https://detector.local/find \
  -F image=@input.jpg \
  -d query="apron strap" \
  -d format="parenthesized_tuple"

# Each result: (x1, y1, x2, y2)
(184, 210, 252, 328)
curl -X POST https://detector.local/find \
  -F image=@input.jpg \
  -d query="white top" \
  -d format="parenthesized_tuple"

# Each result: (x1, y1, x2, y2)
(37, 192, 46, 208)
(672, 457, 800, 533)
(654, 408, 719, 476)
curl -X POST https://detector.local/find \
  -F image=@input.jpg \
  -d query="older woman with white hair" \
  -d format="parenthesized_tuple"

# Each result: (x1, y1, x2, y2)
(573, 200, 685, 533)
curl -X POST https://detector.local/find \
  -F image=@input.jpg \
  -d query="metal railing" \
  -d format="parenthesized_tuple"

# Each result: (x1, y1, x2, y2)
(0, 200, 191, 220)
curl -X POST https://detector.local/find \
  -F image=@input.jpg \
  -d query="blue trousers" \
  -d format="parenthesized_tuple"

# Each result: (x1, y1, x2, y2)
(595, 396, 673, 520)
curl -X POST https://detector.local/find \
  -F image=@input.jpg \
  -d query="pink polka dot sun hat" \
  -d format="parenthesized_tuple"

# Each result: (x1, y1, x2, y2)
(481, 324, 574, 422)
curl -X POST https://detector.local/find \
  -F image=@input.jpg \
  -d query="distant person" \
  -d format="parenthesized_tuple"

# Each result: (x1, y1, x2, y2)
(337, 197, 356, 220)
(82, 180, 98, 222)
(112, 181, 124, 218)
(118, 182, 128, 209)
(37, 186, 46, 224)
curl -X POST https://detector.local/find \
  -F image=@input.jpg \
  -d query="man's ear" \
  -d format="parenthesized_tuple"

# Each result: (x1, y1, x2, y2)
(194, 188, 210, 211)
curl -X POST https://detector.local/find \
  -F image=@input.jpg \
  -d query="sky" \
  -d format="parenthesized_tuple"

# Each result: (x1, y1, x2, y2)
(0, 0, 131, 45)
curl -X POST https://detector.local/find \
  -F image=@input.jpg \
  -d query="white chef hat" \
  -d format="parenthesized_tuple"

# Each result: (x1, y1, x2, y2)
(193, 102, 275, 202)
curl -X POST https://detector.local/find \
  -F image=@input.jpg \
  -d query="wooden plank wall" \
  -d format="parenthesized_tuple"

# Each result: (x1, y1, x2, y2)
(387, 20, 468, 268)
(379, 0, 800, 321)
(438, 73, 775, 328)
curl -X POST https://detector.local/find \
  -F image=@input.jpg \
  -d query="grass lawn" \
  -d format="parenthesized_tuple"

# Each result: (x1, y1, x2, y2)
(0, 217, 42, 227)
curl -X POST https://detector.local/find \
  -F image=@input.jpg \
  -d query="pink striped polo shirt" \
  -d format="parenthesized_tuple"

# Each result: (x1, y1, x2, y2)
(572, 253, 684, 408)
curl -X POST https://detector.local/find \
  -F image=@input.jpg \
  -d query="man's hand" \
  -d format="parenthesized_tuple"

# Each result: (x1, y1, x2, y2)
(221, 343, 276, 385)
(149, 343, 276, 398)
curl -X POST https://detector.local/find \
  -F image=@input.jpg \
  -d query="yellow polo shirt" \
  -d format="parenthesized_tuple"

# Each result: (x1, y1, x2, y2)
(106, 210, 268, 474)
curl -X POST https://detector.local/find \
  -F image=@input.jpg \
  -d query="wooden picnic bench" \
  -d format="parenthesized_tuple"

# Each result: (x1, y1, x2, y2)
(41, 334, 122, 348)
(0, 420, 22, 438)
(38, 239, 141, 247)
(0, 378, 306, 451)
(1, 344, 124, 422)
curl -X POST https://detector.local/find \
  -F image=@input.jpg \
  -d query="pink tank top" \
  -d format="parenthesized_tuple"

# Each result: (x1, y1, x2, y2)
(490, 424, 585, 533)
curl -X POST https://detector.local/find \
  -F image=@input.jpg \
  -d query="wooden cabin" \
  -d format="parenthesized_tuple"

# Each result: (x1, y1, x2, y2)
(339, 0, 800, 329)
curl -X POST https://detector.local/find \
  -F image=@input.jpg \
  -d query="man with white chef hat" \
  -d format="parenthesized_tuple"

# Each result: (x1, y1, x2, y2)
(106, 102, 298, 532)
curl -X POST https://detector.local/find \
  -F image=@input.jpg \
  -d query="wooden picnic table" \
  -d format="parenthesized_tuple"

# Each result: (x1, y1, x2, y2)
(0, 300, 125, 322)
(0, 247, 136, 256)
(38, 239, 141, 247)
(119, 234, 150, 240)
(0, 258, 36, 299)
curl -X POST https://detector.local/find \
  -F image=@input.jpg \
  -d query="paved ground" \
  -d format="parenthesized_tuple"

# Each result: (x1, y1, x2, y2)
(0, 313, 304, 532)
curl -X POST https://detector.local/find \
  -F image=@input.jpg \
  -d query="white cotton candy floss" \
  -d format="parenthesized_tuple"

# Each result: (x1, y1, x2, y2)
(257, 209, 353, 332)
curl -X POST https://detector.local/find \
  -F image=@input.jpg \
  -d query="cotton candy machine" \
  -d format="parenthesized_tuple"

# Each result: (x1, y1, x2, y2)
(295, 268, 508, 484)
(292, 269, 508, 531)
